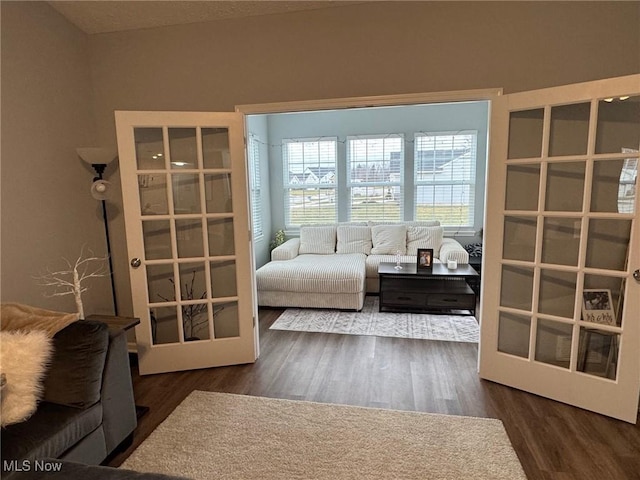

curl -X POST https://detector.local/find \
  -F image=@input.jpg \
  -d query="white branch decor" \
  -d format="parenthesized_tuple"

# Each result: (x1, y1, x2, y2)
(34, 246, 109, 319)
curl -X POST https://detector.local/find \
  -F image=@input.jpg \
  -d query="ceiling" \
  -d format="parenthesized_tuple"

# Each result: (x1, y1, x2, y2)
(48, 1, 365, 34)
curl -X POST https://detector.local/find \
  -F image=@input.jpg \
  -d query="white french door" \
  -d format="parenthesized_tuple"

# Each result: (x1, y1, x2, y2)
(115, 111, 258, 375)
(480, 75, 640, 422)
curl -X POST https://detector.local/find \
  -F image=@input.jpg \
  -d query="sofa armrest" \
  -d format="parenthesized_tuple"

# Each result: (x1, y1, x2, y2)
(271, 238, 300, 261)
(439, 238, 469, 264)
(100, 329, 137, 454)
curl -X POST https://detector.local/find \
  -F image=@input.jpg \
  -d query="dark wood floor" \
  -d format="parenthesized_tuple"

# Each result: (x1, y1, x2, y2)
(107, 306, 640, 480)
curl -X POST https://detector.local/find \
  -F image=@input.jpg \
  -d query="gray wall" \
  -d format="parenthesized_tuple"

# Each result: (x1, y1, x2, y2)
(0, 2, 113, 315)
(2, 1, 638, 316)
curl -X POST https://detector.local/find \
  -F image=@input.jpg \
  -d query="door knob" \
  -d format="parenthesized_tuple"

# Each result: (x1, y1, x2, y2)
(130, 258, 142, 268)
(634, 269, 640, 282)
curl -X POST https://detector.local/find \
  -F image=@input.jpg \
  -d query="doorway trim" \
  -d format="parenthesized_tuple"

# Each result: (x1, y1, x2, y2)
(236, 88, 503, 115)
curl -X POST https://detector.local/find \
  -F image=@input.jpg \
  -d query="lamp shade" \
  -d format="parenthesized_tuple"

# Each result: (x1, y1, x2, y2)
(77, 147, 117, 166)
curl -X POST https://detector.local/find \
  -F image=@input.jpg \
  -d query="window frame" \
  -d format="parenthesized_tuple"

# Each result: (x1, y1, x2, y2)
(346, 134, 405, 222)
(413, 130, 478, 231)
(282, 137, 338, 228)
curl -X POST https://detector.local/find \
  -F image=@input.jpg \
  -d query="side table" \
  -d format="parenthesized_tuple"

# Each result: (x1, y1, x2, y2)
(468, 255, 482, 294)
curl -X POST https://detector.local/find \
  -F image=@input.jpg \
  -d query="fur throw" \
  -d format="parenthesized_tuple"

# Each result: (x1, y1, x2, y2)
(0, 330, 53, 427)
(1, 303, 78, 337)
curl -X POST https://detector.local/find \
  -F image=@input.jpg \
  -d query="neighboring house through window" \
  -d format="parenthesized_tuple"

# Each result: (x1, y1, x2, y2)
(414, 131, 478, 229)
(347, 135, 403, 222)
(283, 138, 337, 226)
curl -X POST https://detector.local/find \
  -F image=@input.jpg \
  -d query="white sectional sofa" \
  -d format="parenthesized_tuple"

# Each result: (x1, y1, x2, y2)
(255, 222, 469, 310)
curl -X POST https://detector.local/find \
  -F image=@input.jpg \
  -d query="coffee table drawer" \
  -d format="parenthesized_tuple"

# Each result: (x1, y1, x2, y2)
(426, 293, 475, 309)
(381, 291, 427, 307)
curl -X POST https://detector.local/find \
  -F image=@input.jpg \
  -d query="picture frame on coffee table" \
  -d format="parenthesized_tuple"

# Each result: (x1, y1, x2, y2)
(416, 248, 433, 271)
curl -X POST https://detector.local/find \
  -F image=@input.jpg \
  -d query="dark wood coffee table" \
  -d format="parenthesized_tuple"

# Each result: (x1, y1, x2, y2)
(378, 262, 479, 315)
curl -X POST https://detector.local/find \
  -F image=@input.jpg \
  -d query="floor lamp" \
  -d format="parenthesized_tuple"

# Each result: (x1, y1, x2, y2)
(77, 147, 119, 316)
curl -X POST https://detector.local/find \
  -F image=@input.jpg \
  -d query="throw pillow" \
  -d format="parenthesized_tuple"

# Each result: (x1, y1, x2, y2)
(371, 225, 407, 255)
(0, 303, 78, 337)
(42, 320, 109, 409)
(0, 330, 53, 427)
(406, 226, 444, 256)
(299, 225, 337, 255)
(336, 225, 372, 254)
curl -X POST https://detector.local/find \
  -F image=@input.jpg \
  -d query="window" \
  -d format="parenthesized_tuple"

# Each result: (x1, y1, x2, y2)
(283, 138, 337, 226)
(414, 131, 477, 228)
(247, 134, 263, 238)
(347, 135, 403, 221)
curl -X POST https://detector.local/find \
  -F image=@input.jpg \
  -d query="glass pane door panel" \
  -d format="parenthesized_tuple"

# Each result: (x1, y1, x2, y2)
(146, 264, 175, 304)
(505, 164, 540, 211)
(545, 162, 585, 212)
(210, 260, 238, 298)
(578, 328, 619, 380)
(585, 219, 632, 271)
(538, 269, 577, 318)
(169, 128, 198, 169)
(150, 306, 179, 345)
(213, 301, 239, 338)
(178, 262, 207, 302)
(204, 174, 233, 213)
(535, 319, 573, 369)
(202, 128, 230, 169)
(498, 312, 531, 358)
(181, 303, 210, 341)
(208, 218, 235, 256)
(503, 216, 537, 262)
(583, 274, 625, 327)
(177, 262, 210, 341)
(507, 109, 544, 159)
(142, 220, 172, 260)
(549, 103, 590, 156)
(591, 159, 637, 214)
(172, 174, 201, 214)
(541, 217, 580, 266)
(500, 265, 534, 311)
(595, 95, 640, 154)
(134, 128, 165, 170)
(175, 219, 204, 258)
(139, 174, 168, 215)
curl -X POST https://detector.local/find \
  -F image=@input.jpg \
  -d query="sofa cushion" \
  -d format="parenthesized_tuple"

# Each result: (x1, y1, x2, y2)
(0, 331, 53, 427)
(42, 321, 109, 409)
(0, 401, 103, 463)
(256, 253, 365, 294)
(299, 226, 337, 255)
(371, 225, 407, 255)
(406, 225, 444, 257)
(336, 225, 372, 254)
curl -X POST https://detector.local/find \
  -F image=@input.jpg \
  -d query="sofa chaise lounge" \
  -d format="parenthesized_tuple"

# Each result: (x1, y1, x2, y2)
(256, 222, 469, 310)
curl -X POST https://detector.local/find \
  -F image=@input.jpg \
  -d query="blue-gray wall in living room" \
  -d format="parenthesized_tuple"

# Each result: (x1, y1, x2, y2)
(256, 101, 488, 267)
(246, 115, 272, 269)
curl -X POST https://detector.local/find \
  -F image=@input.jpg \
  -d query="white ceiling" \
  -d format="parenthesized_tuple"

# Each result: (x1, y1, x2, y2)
(48, 1, 365, 34)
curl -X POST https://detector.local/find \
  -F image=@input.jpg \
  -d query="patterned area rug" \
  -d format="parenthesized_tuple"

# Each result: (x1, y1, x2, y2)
(271, 296, 479, 343)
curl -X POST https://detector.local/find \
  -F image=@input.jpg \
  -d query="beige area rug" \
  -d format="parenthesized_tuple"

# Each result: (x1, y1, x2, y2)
(271, 296, 479, 343)
(121, 391, 526, 480)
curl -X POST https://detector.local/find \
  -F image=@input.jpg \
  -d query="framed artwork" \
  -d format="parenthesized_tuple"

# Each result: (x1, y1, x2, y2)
(581, 289, 616, 325)
(416, 248, 433, 271)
